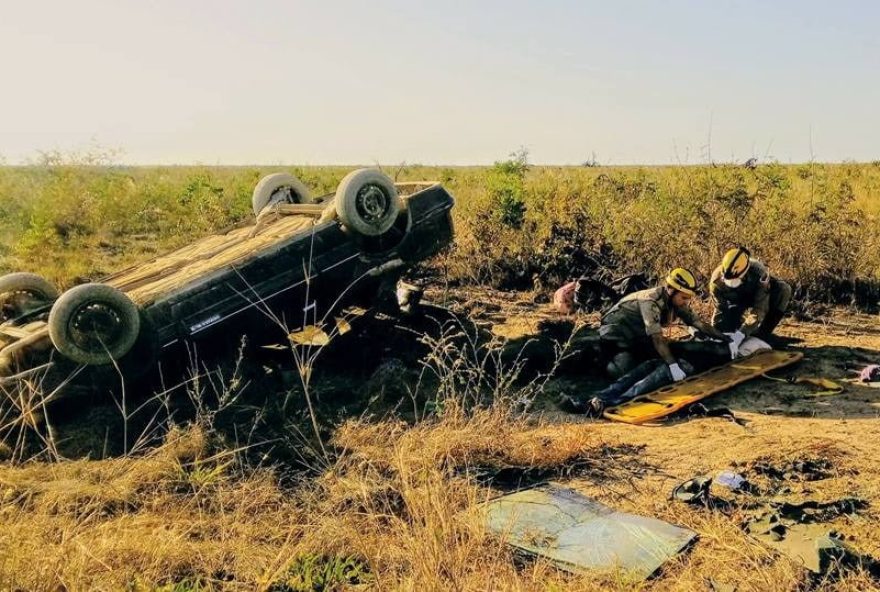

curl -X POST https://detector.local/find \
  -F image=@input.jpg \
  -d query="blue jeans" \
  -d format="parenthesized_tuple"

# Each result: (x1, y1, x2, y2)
(593, 359, 695, 407)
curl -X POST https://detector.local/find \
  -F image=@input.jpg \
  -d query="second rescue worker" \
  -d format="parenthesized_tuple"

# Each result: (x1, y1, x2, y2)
(709, 247, 792, 346)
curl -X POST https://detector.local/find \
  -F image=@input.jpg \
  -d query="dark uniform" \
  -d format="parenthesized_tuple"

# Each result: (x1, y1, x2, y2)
(598, 286, 699, 374)
(709, 259, 791, 337)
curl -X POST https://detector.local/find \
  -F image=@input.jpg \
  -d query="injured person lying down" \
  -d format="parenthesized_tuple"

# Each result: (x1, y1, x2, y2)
(561, 267, 775, 417)
(562, 334, 773, 417)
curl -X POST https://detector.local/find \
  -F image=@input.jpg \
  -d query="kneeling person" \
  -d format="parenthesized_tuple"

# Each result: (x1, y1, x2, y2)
(599, 268, 727, 379)
(562, 268, 728, 415)
(710, 247, 792, 343)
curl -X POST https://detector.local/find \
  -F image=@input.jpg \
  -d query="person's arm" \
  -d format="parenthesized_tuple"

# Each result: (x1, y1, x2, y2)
(742, 271, 771, 336)
(651, 332, 677, 365)
(652, 333, 688, 380)
(692, 318, 731, 342)
(708, 267, 724, 301)
(677, 304, 731, 342)
(638, 300, 676, 363)
(639, 300, 685, 381)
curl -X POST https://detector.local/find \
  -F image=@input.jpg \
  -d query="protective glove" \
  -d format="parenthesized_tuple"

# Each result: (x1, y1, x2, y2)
(728, 341, 738, 360)
(668, 363, 687, 382)
(727, 330, 746, 360)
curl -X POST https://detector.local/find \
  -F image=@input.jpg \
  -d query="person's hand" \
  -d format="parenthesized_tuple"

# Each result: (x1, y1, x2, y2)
(728, 340, 739, 359)
(669, 363, 687, 382)
(726, 330, 746, 359)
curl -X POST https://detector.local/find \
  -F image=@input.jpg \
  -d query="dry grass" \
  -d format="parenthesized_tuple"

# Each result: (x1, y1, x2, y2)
(2, 301, 880, 590)
(0, 410, 621, 591)
(3, 160, 880, 306)
(3, 158, 880, 589)
(2, 389, 879, 590)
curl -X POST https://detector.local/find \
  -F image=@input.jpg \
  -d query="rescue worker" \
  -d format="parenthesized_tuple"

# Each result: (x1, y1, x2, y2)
(560, 268, 729, 415)
(710, 247, 792, 346)
(598, 267, 729, 380)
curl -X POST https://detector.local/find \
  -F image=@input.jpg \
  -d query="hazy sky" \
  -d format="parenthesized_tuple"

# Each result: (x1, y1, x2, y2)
(1, 0, 877, 165)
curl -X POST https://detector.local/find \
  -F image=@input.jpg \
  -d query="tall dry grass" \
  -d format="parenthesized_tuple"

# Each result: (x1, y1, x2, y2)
(1, 310, 877, 590)
(4, 402, 876, 590)
(2, 158, 880, 306)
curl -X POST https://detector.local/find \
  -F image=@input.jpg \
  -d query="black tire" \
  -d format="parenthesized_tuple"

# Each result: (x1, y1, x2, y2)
(335, 168, 402, 237)
(252, 173, 313, 216)
(48, 283, 141, 366)
(0, 272, 60, 321)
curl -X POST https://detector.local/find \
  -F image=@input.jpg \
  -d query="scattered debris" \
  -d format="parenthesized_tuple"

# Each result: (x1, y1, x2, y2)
(769, 498, 868, 523)
(715, 471, 749, 492)
(677, 403, 749, 427)
(858, 364, 880, 383)
(762, 373, 844, 396)
(552, 273, 649, 315)
(671, 475, 713, 504)
(395, 282, 424, 316)
(552, 281, 578, 314)
(483, 483, 696, 580)
(750, 458, 834, 483)
(675, 454, 875, 578)
(289, 325, 331, 347)
(746, 518, 871, 575)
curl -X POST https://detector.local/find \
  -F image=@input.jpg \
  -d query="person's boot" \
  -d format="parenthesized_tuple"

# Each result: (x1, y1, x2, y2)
(558, 394, 605, 417)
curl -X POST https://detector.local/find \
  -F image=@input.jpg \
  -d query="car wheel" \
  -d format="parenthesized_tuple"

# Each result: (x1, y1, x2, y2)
(0, 272, 60, 322)
(252, 172, 313, 216)
(48, 283, 141, 366)
(335, 168, 402, 237)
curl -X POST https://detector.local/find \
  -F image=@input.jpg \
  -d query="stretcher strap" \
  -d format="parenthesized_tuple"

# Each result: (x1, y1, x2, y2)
(761, 373, 843, 396)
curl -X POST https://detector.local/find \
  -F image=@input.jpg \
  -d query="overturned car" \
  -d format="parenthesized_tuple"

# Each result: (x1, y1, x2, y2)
(0, 168, 454, 391)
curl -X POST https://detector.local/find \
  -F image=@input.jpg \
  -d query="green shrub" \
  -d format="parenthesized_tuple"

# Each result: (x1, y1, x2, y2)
(1, 160, 879, 305)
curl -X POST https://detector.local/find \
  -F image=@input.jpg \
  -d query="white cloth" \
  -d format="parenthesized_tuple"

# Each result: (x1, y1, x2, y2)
(737, 336, 772, 357)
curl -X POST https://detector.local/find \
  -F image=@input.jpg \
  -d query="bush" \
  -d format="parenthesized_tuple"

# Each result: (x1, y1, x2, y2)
(1, 160, 879, 306)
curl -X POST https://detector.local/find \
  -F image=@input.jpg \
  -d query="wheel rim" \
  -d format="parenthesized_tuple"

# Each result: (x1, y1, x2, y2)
(355, 184, 390, 227)
(67, 302, 125, 353)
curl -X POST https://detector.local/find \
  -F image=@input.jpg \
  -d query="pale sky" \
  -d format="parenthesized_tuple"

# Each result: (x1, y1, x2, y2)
(1, 0, 877, 165)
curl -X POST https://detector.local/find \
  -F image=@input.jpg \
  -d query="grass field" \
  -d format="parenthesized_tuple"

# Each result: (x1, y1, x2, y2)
(2, 158, 880, 590)
(2, 158, 880, 306)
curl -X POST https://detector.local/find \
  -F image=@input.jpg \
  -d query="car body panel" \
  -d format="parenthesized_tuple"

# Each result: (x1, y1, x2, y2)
(0, 182, 454, 384)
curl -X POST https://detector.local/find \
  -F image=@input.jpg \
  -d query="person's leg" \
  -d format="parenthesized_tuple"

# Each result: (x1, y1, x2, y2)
(607, 351, 636, 379)
(600, 338, 646, 379)
(756, 279, 792, 338)
(593, 359, 664, 405)
(561, 339, 655, 414)
(615, 359, 696, 404)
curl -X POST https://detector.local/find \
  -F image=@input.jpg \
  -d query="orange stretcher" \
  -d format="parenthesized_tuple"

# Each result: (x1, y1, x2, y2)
(603, 350, 804, 425)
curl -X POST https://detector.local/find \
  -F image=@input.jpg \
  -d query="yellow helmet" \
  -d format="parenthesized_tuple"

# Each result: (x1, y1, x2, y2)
(665, 268, 697, 296)
(721, 247, 751, 280)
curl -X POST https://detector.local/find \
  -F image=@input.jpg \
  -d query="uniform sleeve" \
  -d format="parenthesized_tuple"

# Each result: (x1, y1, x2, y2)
(709, 266, 728, 302)
(743, 263, 771, 334)
(638, 300, 663, 336)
